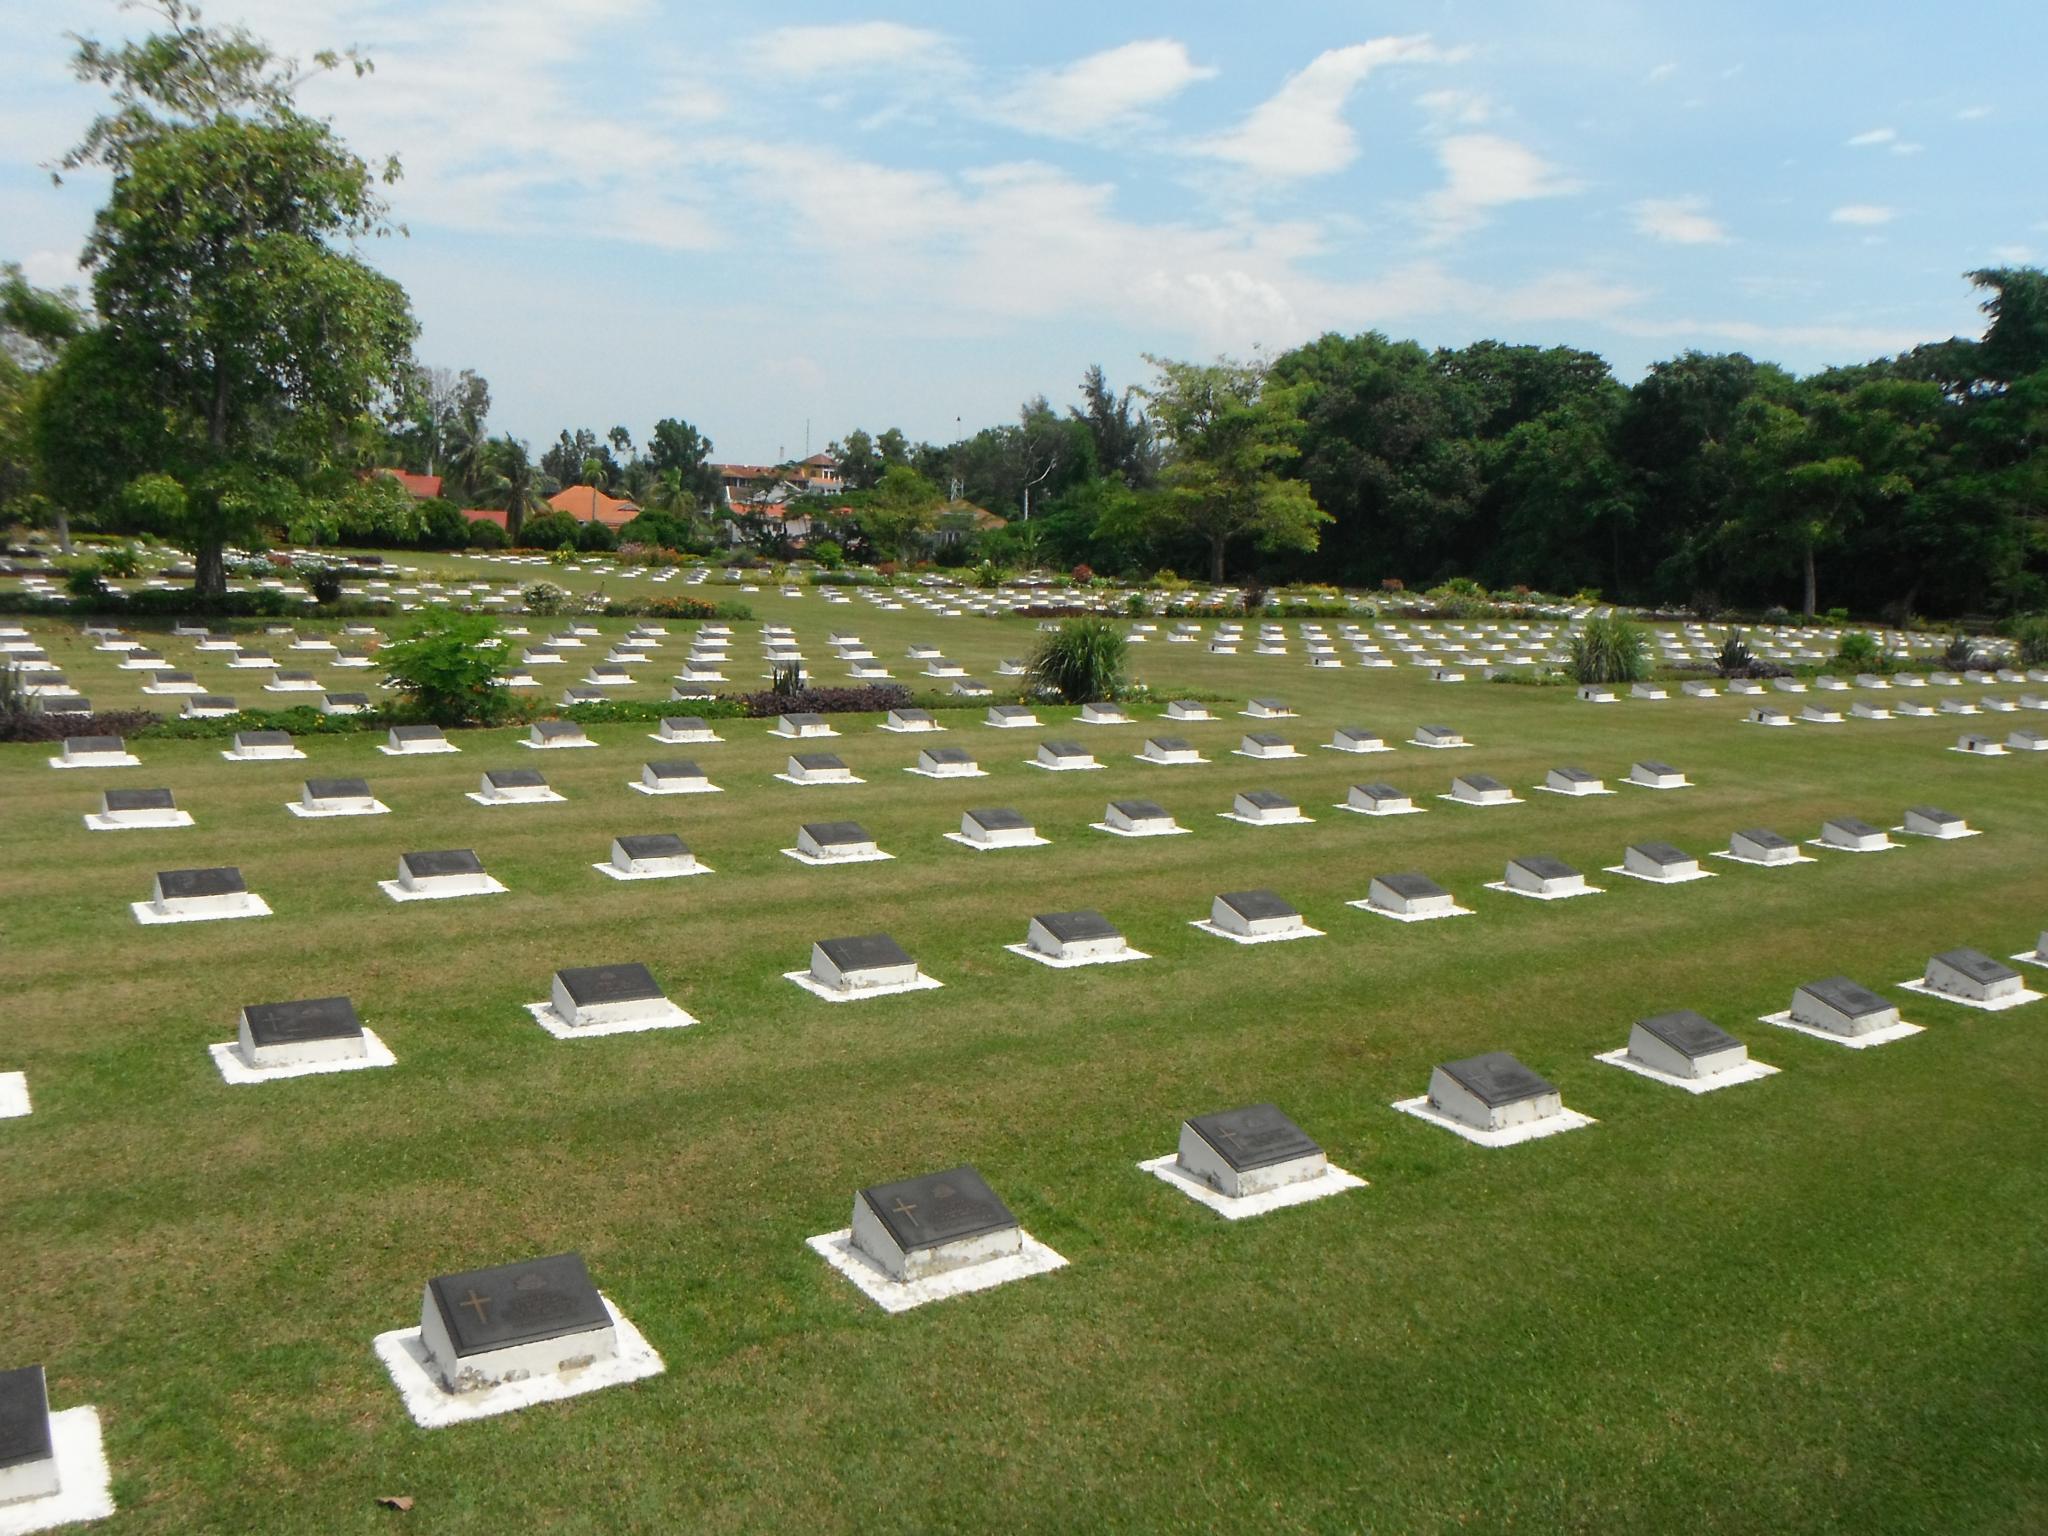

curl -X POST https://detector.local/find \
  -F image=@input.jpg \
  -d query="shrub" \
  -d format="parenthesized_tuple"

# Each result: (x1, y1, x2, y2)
(2005, 614, 2048, 666)
(575, 519, 618, 552)
(973, 561, 1005, 590)
(811, 539, 844, 570)
(516, 511, 579, 550)
(1125, 592, 1145, 616)
(1942, 633, 1977, 669)
(466, 519, 508, 550)
(1834, 630, 1883, 669)
(65, 566, 108, 600)
(1422, 581, 1496, 620)
(98, 545, 144, 578)
(378, 608, 514, 726)
(731, 682, 912, 718)
(1568, 613, 1651, 684)
(1716, 628, 1754, 676)
(1380, 577, 1405, 592)
(1071, 563, 1094, 583)
(1028, 617, 1127, 703)
(522, 581, 572, 615)
(303, 565, 345, 604)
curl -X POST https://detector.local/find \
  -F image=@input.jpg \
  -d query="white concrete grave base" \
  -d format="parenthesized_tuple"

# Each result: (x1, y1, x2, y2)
(1390, 1097, 1595, 1147)
(1347, 900, 1475, 923)
(1138, 1156, 1366, 1220)
(1229, 749, 1303, 761)
(83, 810, 193, 831)
(1004, 942, 1150, 969)
(1321, 743, 1394, 755)
(1217, 811, 1316, 827)
(1894, 825, 1981, 840)
(1806, 838, 1899, 854)
(1024, 759, 1102, 772)
(0, 1071, 29, 1119)
(376, 741, 457, 755)
(0, 1407, 115, 1536)
(1331, 802, 1426, 818)
(905, 766, 988, 780)
(1601, 865, 1717, 886)
(131, 896, 272, 926)
(2012, 951, 2048, 972)
(590, 861, 713, 882)
(945, 832, 1051, 851)
(806, 1228, 1066, 1313)
(781, 847, 894, 867)
(1759, 1010, 1924, 1049)
(525, 999, 697, 1038)
(225, 746, 308, 761)
(1088, 821, 1189, 837)
(1484, 882, 1604, 902)
(47, 754, 139, 769)
(1407, 739, 1472, 750)
(516, 737, 597, 750)
(209, 1028, 396, 1084)
(1896, 979, 2042, 1012)
(1709, 849, 1818, 868)
(627, 780, 723, 796)
(771, 773, 866, 787)
(286, 799, 390, 818)
(1593, 1049, 1779, 1094)
(1531, 785, 1616, 797)
(1437, 793, 1524, 807)
(378, 876, 509, 903)
(1946, 744, 2007, 756)
(784, 970, 943, 1003)
(374, 1295, 663, 1428)
(1187, 920, 1325, 945)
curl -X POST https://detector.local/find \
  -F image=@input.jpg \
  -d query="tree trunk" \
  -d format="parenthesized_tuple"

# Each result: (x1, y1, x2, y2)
(1209, 535, 1226, 584)
(195, 539, 227, 598)
(53, 507, 73, 558)
(1802, 545, 1817, 616)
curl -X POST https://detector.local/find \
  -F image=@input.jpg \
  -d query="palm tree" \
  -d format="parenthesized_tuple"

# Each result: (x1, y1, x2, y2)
(479, 436, 549, 541)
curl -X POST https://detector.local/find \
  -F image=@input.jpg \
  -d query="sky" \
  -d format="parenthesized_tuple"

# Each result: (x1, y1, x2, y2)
(3, 1, 2043, 465)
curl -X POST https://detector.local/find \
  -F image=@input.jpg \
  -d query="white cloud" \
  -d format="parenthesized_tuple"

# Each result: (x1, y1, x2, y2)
(1632, 195, 1729, 245)
(1890, 141, 1924, 156)
(1645, 62, 1677, 83)
(1989, 244, 2036, 263)
(993, 39, 1215, 136)
(1614, 315, 1933, 357)
(1196, 36, 1453, 178)
(1957, 105, 1994, 121)
(1416, 88, 1493, 126)
(747, 21, 959, 81)
(1830, 204, 1897, 226)
(1846, 127, 1896, 147)
(1420, 134, 1580, 239)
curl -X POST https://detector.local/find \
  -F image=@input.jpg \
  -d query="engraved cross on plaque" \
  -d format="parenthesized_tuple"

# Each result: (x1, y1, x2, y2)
(889, 1197, 919, 1228)
(461, 1289, 491, 1325)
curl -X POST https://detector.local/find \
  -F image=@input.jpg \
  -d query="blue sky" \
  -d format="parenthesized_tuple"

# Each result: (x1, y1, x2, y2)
(3, 1, 2042, 464)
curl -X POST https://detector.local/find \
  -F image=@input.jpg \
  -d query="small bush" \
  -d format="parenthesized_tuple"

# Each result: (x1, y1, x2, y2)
(98, 545, 144, 578)
(2005, 614, 2048, 666)
(731, 682, 913, 718)
(1716, 628, 1754, 676)
(522, 581, 572, 616)
(303, 565, 345, 604)
(575, 520, 618, 552)
(379, 608, 514, 726)
(66, 566, 107, 600)
(1834, 631, 1883, 669)
(1028, 617, 1127, 703)
(812, 539, 844, 570)
(1568, 613, 1650, 684)
(1942, 633, 1978, 669)
(466, 520, 508, 550)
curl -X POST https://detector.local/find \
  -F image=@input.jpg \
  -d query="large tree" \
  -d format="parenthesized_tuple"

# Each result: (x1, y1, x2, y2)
(0, 265, 89, 548)
(1139, 356, 1329, 582)
(48, 0, 418, 594)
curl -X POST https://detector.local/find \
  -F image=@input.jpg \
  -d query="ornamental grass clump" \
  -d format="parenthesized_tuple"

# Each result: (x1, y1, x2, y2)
(1568, 613, 1650, 685)
(1028, 617, 1128, 703)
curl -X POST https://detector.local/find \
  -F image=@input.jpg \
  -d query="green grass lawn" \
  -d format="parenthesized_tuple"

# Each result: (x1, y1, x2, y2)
(4, 567, 2045, 1533)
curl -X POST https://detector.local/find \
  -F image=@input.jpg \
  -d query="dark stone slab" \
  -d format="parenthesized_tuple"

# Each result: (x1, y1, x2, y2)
(1250, 698, 1288, 710)
(1737, 827, 1792, 849)
(1799, 977, 1893, 1017)
(1552, 766, 1596, 783)
(104, 787, 175, 812)
(792, 753, 847, 771)
(1237, 789, 1294, 811)
(555, 963, 662, 1006)
(1034, 909, 1118, 943)
(65, 735, 124, 754)
(305, 777, 371, 799)
(1111, 798, 1168, 820)
(1185, 1104, 1321, 1171)
(243, 996, 362, 1046)
(273, 670, 315, 682)
(235, 730, 292, 748)
(1636, 760, 1681, 776)
(1377, 871, 1446, 900)
(402, 849, 485, 879)
(1357, 782, 1407, 801)
(532, 721, 584, 739)
(1905, 806, 1960, 826)
(42, 697, 90, 713)
(1418, 723, 1457, 736)
(1438, 1051, 1554, 1106)
(485, 768, 547, 788)
(660, 716, 709, 733)
(1148, 736, 1194, 752)
(1458, 774, 1508, 793)
(1218, 888, 1297, 921)
(920, 746, 974, 765)
(157, 867, 245, 898)
(1512, 855, 1577, 881)
(893, 709, 935, 723)
(818, 933, 912, 972)
(325, 692, 370, 707)
(1827, 817, 1882, 837)
(191, 695, 235, 710)
(858, 1166, 1016, 1253)
(802, 820, 871, 846)
(781, 712, 827, 728)
(989, 706, 1031, 720)
(427, 1252, 609, 1358)
(1630, 842, 1690, 866)
(0, 1364, 53, 1471)
(965, 807, 1030, 831)
(645, 760, 703, 780)
(1635, 1009, 1739, 1058)
(1244, 733, 1288, 748)
(154, 671, 196, 685)
(1040, 740, 1087, 757)
(390, 724, 444, 742)
(614, 833, 687, 860)
(1933, 948, 2018, 985)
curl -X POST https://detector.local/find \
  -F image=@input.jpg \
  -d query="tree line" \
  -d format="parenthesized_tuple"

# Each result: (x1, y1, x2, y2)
(0, 3, 2041, 622)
